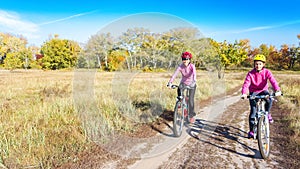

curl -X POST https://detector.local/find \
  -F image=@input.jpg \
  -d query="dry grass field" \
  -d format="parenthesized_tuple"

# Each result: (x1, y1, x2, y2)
(0, 69, 298, 168)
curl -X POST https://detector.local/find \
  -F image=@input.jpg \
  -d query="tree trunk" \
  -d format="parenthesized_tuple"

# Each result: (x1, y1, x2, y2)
(126, 52, 131, 70)
(97, 55, 102, 69)
(140, 58, 143, 68)
(104, 53, 108, 68)
(216, 65, 225, 79)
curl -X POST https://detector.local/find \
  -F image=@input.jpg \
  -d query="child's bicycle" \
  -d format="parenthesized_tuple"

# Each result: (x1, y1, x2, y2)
(246, 92, 282, 159)
(170, 84, 193, 137)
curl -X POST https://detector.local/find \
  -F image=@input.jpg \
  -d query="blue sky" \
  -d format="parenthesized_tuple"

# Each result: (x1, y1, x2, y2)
(1, 0, 300, 48)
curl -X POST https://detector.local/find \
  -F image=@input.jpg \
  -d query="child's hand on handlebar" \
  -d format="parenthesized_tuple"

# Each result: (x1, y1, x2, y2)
(241, 94, 247, 99)
(275, 91, 282, 96)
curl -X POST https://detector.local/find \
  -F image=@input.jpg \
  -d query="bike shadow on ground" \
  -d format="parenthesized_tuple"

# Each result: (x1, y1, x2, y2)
(149, 110, 178, 137)
(186, 118, 262, 159)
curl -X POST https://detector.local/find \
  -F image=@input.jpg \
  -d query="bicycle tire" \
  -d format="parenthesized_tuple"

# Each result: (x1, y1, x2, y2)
(173, 101, 184, 137)
(258, 115, 270, 159)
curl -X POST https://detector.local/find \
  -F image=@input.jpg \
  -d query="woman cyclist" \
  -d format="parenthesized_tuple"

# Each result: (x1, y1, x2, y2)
(241, 54, 281, 138)
(167, 51, 197, 123)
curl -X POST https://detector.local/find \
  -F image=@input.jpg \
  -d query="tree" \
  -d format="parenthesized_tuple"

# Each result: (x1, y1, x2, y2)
(0, 33, 32, 70)
(84, 32, 113, 69)
(288, 34, 300, 69)
(40, 36, 81, 70)
(116, 27, 151, 70)
(139, 27, 200, 70)
(76, 52, 88, 68)
(141, 32, 171, 69)
(249, 44, 287, 70)
(208, 39, 250, 78)
(162, 28, 200, 69)
(158, 32, 185, 69)
(106, 50, 126, 71)
(168, 27, 201, 62)
(286, 46, 299, 69)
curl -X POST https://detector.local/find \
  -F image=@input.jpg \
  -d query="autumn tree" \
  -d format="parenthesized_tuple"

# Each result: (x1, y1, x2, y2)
(84, 32, 113, 69)
(287, 35, 300, 69)
(209, 39, 249, 78)
(0, 33, 32, 70)
(141, 32, 172, 69)
(273, 45, 289, 69)
(40, 36, 81, 70)
(289, 34, 300, 69)
(116, 28, 151, 70)
(166, 27, 201, 68)
(249, 44, 289, 70)
(112, 27, 200, 70)
(106, 49, 127, 71)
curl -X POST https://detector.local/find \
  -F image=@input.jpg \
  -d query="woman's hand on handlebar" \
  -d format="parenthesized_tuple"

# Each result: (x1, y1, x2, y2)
(241, 94, 247, 99)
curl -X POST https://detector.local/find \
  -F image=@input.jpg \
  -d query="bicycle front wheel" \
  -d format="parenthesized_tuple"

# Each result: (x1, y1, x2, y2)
(173, 101, 184, 137)
(257, 115, 270, 159)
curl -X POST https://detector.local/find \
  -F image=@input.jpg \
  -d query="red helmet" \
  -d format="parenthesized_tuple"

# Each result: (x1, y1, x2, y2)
(181, 51, 192, 59)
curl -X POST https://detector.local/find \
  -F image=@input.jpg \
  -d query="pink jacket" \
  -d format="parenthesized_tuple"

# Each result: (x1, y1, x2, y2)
(169, 63, 196, 86)
(241, 68, 280, 94)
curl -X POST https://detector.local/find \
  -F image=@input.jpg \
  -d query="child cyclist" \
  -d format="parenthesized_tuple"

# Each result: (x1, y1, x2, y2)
(241, 54, 282, 138)
(167, 51, 197, 123)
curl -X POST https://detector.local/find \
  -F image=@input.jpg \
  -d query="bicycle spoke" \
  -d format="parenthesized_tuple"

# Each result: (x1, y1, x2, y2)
(258, 115, 270, 159)
(173, 101, 184, 137)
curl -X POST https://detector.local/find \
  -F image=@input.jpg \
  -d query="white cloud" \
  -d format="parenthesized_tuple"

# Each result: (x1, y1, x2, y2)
(208, 19, 300, 36)
(0, 10, 97, 45)
(232, 26, 273, 34)
(38, 10, 97, 26)
(0, 10, 40, 39)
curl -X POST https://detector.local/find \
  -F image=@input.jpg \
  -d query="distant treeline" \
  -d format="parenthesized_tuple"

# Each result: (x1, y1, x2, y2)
(0, 28, 299, 72)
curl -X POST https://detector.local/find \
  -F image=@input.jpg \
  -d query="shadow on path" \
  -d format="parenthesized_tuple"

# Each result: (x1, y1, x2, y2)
(187, 118, 262, 159)
(149, 110, 176, 137)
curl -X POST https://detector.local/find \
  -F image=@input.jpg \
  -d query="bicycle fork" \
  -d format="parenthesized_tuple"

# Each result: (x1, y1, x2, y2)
(254, 99, 264, 139)
(254, 116, 258, 139)
(254, 112, 270, 139)
(263, 113, 270, 138)
(183, 97, 188, 117)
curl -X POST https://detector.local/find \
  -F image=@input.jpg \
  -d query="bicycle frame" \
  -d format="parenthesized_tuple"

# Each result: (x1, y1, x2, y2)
(253, 97, 268, 140)
(171, 84, 192, 137)
(247, 94, 281, 159)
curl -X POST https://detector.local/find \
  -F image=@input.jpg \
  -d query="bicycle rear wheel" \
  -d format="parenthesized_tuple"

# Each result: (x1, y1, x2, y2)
(258, 115, 270, 159)
(173, 101, 184, 137)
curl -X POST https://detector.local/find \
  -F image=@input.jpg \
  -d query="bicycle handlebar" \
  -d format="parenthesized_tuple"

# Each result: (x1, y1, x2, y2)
(246, 93, 283, 100)
(170, 84, 178, 89)
(170, 84, 192, 90)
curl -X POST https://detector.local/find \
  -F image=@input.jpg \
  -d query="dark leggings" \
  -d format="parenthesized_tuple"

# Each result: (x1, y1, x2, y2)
(248, 90, 273, 131)
(177, 84, 196, 117)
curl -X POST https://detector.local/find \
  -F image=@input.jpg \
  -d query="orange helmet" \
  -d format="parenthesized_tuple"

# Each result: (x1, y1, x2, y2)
(181, 51, 192, 60)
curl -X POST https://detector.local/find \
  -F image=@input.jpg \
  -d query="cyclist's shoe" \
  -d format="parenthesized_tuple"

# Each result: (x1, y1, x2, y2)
(190, 112, 196, 117)
(248, 131, 254, 139)
(268, 113, 274, 123)
(189, 117, 195, 124)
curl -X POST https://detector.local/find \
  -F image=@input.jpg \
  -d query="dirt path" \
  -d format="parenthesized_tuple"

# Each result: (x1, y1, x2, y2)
(59, 89, 297, 169)
(128, 92, 244, 169)
(157, 93, 286, 169)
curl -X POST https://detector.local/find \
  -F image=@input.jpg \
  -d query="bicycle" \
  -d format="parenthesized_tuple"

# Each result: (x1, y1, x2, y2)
(246, 92, 282, 159)
(170, 84, 193, 137)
